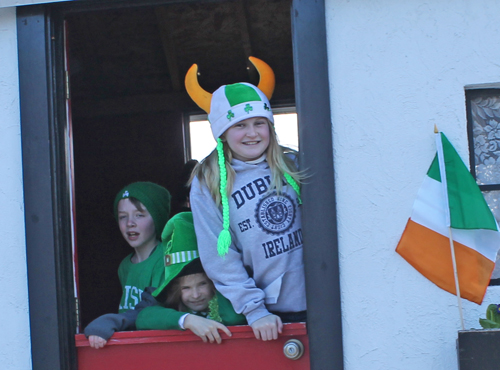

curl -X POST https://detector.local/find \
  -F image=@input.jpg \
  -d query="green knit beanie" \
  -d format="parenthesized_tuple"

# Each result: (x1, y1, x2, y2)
(113, 182, 171, 237)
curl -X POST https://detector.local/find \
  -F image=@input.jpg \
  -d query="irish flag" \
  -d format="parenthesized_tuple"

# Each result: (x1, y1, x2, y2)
(396, 132, 500, 304)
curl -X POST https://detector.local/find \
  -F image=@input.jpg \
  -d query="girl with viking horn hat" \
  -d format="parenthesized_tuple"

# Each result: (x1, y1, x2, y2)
(187, 57, 306, 341)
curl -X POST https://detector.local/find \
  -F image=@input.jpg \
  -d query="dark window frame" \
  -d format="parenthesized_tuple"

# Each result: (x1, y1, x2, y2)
(17, 1, 343, 369)
(466, 84, 500, 190)
(466, 84, 500, 286)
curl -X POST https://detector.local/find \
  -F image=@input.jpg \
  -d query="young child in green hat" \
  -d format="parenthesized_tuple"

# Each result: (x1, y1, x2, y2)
(135, 212, 246, 344)
(113, 181, 171, 313)
(85, 181, 171, 349)
(84, 212, 245, 348)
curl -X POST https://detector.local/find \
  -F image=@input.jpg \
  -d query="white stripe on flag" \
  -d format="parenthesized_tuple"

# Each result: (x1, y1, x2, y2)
(411, 175, 500, 262)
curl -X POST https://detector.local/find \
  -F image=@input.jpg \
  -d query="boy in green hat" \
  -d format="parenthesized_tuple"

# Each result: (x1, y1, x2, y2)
(113, 182, 171, 313)
(85, 181, 171, 349)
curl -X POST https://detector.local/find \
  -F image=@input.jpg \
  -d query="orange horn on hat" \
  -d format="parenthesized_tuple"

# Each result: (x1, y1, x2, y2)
(185, 64, 212, 113)
(249, 56, 275, 100)
(184, 57, 276, 113)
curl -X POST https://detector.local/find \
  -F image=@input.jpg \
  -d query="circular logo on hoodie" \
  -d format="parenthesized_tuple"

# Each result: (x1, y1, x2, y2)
(255, 193, 296, 235)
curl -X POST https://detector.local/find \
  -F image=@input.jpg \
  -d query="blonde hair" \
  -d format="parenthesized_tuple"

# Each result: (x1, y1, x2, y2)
(190, 120, 304, 205)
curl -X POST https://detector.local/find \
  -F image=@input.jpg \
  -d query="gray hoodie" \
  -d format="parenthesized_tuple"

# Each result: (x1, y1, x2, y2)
(190, 156, 306, 325)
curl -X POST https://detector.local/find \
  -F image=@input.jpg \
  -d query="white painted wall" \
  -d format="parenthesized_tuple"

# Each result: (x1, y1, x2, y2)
(326, 0, 500, 369)
(0, 6, 32, 370)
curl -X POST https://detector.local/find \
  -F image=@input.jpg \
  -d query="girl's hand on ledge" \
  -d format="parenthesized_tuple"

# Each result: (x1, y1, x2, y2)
(251, 314, 283, 341)
(184, 314, 232, 344)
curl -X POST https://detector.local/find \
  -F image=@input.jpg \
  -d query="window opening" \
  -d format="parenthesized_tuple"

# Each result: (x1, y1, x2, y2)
(189, 109, 298, 161)
(466, 85, 500, 283)
(20, 0, 341, 368)
(63, 0, 297, 331)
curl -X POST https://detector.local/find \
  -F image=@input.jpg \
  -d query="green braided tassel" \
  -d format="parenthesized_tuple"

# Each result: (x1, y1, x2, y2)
(217, 229, 231, 257)
(217, 138, 232, 256)
(208, 295, 222, 323)
(284, 172, 302, 204)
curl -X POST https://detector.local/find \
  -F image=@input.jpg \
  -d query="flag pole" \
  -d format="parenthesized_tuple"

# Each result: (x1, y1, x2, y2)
(447, 227, 465, 330)
(434, 126, 465, 330)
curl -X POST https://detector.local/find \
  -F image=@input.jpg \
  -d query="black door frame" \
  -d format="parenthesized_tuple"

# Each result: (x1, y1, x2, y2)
(17, 1, 343, 369)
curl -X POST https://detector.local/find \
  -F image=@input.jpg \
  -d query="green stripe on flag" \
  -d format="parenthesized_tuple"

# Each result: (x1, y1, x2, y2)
(427, 155, 441, 182)
(427, 133, 497, 231)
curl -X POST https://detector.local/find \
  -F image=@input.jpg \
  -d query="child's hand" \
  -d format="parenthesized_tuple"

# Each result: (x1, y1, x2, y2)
(250, 314, 283, 341)
(88, 335, 108, 349)
(184, 314, 232, 344)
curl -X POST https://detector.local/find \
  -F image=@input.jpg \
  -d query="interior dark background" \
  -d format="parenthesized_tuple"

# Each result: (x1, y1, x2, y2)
(66, 0, 295, 329)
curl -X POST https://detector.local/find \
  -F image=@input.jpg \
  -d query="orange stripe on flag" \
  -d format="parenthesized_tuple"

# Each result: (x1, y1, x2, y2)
(396, 219, 494, 304)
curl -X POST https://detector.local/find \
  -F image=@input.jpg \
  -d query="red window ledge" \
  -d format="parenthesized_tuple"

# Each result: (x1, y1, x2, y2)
(75, 322, 309, 369)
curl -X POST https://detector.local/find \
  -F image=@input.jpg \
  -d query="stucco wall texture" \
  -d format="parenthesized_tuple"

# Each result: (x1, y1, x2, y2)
(326, 0, 500, 369)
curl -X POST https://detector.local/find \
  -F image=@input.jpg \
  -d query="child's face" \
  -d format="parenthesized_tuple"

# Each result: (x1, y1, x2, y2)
(179, 273, 214, 312)
(223, 116, 270, 162)
(117, 198, 157, 251)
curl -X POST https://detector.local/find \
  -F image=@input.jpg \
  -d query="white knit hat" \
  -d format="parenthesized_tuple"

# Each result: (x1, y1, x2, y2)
(208, 82, 274, 139)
